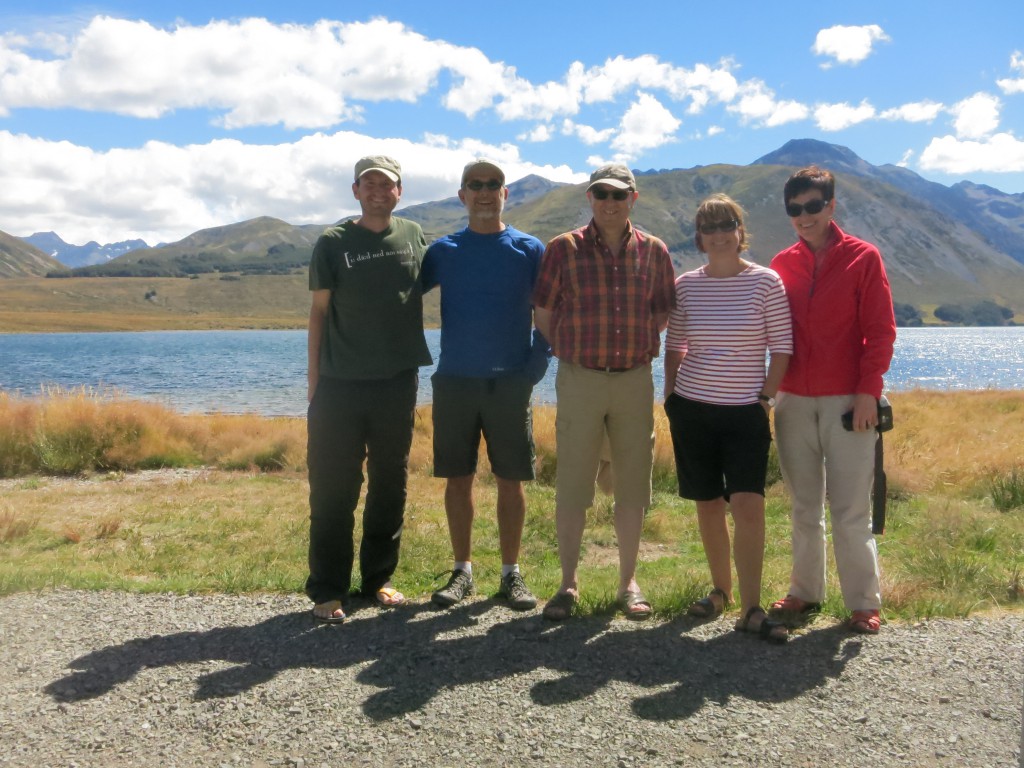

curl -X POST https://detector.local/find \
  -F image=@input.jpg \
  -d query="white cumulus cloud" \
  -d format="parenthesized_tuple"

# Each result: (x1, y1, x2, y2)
(0, 130, 586, 245)
(815, 101, 876, 131)
(951, 93, 1001, 139)
(610, 92, 681, 157)
(996, 51, 1024, 95)
(813, 24, 890, 67)
(728, 80, 809, 127)
(561, 119, 617, 145)
(880, 100, 945, 123)
(919, 133, 1024, 174)
(0, 16, 519, 129)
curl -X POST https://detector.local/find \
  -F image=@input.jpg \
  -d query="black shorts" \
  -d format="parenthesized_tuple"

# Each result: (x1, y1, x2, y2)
(431, 374, 536, 480)
(663, 393, 771, 500)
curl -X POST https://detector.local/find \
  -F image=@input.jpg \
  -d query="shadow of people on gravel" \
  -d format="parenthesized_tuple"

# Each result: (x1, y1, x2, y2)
(528, 618, 860, 718)
(356, 599, 612, 719)
(44, 600, 491, 704)
(44, 599, 861, 724)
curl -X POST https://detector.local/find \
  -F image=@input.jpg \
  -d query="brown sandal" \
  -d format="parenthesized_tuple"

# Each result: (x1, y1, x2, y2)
(687, 587, 730, 619)
(735, 606, 788, 644)
(542, 591, 578, 621)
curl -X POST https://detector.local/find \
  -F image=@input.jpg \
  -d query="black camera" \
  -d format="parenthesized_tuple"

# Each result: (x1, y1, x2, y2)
(841, 395, 893, 433)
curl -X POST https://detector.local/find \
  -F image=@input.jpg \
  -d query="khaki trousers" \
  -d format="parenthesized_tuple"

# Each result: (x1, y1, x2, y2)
(774, 392, 881, 611)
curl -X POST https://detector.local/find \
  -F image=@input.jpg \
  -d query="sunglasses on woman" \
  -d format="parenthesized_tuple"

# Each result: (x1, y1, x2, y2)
(698, 219, 739, 235)
(785, 198, 831, 217)
(590, 188, 631, 201)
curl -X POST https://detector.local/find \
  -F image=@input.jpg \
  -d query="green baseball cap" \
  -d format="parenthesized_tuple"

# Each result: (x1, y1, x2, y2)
(354, 155, 401, 184)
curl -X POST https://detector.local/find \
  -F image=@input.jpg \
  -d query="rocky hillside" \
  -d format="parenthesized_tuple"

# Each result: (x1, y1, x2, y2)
(0, 230, 66, 277)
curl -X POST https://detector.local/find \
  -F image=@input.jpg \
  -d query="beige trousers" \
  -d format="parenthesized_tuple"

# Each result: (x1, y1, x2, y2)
(774, 392, 881, 611)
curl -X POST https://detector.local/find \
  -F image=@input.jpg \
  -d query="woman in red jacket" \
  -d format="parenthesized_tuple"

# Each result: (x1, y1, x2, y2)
(768, 166, 896, 635)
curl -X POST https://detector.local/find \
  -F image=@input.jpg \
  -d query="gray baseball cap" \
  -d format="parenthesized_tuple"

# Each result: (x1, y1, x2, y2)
(587, 163, 636, 191)
(354, 155, 401, 184)
(461, 158, 505, 186)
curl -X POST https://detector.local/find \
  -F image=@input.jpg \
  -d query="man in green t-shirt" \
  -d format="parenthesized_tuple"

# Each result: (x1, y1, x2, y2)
(306, 155, 432, 623)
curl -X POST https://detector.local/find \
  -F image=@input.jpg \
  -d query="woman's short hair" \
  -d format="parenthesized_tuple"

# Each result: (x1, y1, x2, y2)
(784, 165, 835, 205)
(694, 193, 749, 254)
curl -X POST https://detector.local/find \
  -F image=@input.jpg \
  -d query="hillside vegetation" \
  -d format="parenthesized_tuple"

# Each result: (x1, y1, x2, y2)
(3, 139, 1023, 328)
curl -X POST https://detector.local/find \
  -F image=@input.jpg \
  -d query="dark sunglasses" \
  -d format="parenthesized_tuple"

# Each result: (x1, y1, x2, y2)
(698, 219, 739, 235)
(785, 198, 831, 217)
(465, 179, 503, 191)
(591, 188, 630, 201)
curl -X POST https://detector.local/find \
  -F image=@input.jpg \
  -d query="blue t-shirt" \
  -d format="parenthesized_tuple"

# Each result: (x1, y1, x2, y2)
(422, 226, 546, 378)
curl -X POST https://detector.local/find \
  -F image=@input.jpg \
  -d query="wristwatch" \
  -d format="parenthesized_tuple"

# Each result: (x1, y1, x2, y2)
(758, 393, 776, 407)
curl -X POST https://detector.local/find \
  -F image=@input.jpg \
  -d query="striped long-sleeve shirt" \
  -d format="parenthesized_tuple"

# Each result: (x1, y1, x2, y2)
(665, 263, 793, 405)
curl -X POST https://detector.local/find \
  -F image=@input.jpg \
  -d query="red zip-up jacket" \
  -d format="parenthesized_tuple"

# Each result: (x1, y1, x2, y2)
(770, 221, 895, 399)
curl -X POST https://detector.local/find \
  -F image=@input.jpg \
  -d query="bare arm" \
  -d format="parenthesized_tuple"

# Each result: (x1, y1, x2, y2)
(534, 306, 553, 343)
(307, 289, 330, 402)
(761, 352, 791, 411)
(652, 311, 669, 334)
(663, 349, 682, 401)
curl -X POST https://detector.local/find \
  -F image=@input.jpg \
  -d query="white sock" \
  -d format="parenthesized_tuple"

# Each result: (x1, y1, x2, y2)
(501, 564, 519, 578)
(455, 561, 472, 576)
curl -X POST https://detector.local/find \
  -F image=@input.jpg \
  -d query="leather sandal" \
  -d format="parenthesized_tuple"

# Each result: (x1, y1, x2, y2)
(848, 609, 881, 634)
(542, 590, 578, 621)
(687, 587, 730, 619)
(767, 594, 821, 627)
(312, 600, 346, 624)
(735, 606, 788, 644)
(618, 590, 653, 621)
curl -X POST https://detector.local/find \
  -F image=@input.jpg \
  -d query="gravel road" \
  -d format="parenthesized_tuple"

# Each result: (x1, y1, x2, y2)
(1, 590, 1021, 767)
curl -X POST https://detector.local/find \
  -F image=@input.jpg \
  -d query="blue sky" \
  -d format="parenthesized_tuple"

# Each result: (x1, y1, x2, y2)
(2, 1, 1023, 245)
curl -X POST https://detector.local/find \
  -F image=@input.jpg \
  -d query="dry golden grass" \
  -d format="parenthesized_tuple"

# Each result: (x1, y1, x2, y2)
(883, 390, 1023, 494)
(3, 387, 1022, 490)
(0, 388, 1021, 618)
(0, 388, 308, 475)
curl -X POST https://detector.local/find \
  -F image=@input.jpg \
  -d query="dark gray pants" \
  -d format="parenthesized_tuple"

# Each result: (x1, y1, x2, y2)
(305, 370, 417, 604)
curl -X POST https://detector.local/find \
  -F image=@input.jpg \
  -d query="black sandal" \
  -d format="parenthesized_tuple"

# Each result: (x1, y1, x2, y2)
(687, 587, 730, 619)
(735, 606, 788, 644)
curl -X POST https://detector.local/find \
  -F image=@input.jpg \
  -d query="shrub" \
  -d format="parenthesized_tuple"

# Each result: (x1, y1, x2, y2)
(990, 468, 1024, 512)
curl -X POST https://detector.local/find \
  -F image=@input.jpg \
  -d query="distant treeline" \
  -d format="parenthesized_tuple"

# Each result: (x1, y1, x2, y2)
(895, 300, 1016, 327)
(45, 243, 311, 278)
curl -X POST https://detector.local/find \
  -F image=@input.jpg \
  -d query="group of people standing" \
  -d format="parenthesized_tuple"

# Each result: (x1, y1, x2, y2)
(304, 154, 896, 644)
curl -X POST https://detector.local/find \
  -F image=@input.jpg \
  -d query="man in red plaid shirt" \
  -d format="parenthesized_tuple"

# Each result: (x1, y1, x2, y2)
(533, 163, 676, 621)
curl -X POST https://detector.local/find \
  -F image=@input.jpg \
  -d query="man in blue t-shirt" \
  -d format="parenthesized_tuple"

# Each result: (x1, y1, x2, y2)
(421, 158, 550, 610)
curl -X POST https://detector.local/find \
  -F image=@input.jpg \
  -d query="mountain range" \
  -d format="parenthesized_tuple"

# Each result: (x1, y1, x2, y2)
(3, 139, 1024, 311)
(22, 232, 151, 269)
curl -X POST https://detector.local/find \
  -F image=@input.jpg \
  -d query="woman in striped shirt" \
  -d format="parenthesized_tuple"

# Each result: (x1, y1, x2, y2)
(663, 194, 792, 643)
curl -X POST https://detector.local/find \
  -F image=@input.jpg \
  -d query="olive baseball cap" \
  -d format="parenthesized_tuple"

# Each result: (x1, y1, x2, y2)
(587, 163, 636, 191)
(354, 155, 401, 184)
(461, 158, 505, 186)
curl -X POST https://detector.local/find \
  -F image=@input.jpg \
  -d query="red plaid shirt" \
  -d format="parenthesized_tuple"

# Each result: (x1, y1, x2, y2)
(533, 220, 676, 369)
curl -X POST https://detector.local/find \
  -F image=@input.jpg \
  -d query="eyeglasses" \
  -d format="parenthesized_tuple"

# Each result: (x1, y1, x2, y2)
(785, 198, 831, 217)
(465, 179, 503, 191)
(590, 188, 631, 201)
(698, 219, 739, 235)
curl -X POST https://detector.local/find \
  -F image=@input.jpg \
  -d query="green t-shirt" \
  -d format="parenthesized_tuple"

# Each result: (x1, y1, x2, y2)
(309, 217, 432, 380)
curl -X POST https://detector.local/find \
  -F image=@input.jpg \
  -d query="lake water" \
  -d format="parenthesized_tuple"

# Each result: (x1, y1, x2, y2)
(1, 327, 1022, 416)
